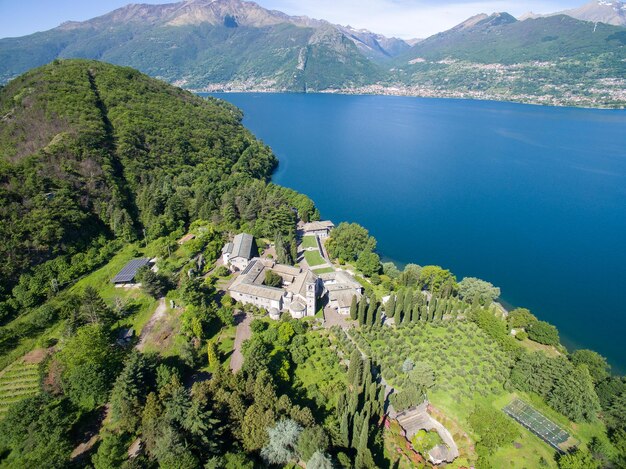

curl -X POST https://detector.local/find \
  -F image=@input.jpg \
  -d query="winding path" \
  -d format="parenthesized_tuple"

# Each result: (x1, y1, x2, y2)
(136, 298, 166, 351)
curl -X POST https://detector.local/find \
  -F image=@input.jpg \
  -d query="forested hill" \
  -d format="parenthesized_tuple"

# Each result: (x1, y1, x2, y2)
(0, 59, 314, 306)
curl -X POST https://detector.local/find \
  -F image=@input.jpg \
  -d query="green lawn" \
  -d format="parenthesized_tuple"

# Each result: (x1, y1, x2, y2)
(312, 267, 335, 274)
(304, 250, 327, 267)
(301, 236, 319, 249)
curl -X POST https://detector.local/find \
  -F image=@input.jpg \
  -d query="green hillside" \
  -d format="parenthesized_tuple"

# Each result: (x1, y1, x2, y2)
(0, 59, 318, 312)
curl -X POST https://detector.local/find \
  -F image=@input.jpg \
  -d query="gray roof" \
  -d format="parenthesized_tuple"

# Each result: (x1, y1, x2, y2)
(303, 220, 335, 232)
(112, 258, 150, 284)
(229, 233, 256, 260)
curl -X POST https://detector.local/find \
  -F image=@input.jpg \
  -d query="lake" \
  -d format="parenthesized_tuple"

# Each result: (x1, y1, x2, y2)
(210, 92, 626, 373)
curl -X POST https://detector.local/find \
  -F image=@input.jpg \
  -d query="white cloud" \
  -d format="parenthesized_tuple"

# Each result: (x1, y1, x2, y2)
(258, 0, 579, 38)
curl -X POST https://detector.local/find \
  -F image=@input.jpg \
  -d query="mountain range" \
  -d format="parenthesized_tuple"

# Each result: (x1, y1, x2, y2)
(0, 0, 625, 107)
(522, 0, 626, 26)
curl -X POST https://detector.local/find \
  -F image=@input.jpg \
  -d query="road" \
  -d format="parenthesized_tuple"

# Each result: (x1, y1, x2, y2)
(136, 298, 166, 351)
(230, 313, 252, 372)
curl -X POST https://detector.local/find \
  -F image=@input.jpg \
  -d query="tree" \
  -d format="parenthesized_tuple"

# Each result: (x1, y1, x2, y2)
(382, 262, 400, 279)
(110, 351, 151, 433)
(80, 286, 114, 325)
(356, 251, 381, 277)
(409, 361, 435, 391)
(137, 267, 169, 298)
(326, 222, 376, 262)
(297, 426, 329, 462)
(261, 419, 302, 465)
(468, 404, 519, 454)
(58, 324, 120, 410)
(385, 295, 395, 319)
(527, 320, 560, 346)
(0, 395, 75, 469)
(358, 297, 367, 326)
(242, 404, 275, 451)
(264, 269, 283, 288)
(397, 264, 422, 287)
(570, 350, 610, 384)
(92, 431, 127, 469)
(507, 308, 537, 329)
(307, 451, 334, 469)
(207, 340, 220, 369)
(349, 295, 358, 320)
(418, 266, 457, 293)
(347, 349, 363, 388)
(557, 448, 600, 469)
(457, 277, 500, 305)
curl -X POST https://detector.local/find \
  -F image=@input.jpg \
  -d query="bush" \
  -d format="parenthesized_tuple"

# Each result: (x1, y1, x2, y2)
(527, 321, 560, 346)
(515, 330, 528, 341)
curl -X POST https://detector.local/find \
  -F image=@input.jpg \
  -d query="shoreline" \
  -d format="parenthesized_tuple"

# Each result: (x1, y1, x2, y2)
(195, 87, 626, 111)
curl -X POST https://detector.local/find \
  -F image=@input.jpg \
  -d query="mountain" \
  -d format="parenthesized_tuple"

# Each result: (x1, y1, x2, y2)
(521, 1, 626, 27)
(0, 0, 411, 90)
(0, 59, 281, 296)
(396, 12, 626, 64)
(391, 13, 626, 107)
(336, 25, 411, 62)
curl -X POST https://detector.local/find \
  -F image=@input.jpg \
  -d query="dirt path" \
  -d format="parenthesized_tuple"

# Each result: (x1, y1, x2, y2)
(230, 313, 252, 372)
(136, 298, 166, 351)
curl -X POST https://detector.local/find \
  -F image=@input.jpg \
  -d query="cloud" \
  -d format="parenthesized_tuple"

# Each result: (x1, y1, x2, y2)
(258, 0, 579, 38)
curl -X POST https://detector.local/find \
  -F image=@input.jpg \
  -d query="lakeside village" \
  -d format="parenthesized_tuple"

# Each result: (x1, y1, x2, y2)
(108, 220, 579, 467)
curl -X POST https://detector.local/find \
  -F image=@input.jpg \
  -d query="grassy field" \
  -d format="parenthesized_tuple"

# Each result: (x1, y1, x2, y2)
(312, 267, 335, 274)
(301, 236, 319, 249)
(304, 250, 327, 267)
(0, 358, 41, 417)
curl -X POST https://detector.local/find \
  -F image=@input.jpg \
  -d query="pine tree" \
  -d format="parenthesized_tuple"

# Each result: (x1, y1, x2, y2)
(349, 295, 358, 320)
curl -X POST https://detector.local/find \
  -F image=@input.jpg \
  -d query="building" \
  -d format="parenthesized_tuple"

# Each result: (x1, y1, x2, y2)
(222, 233, 258, 271)
(112, 258, 151, 285)
(228, 258, 322, 319)
(319, 270, 364, 315)
(302, 220, 335, 239)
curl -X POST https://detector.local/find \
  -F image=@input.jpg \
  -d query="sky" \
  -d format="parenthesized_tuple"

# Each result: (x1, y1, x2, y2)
(0, 0, 587, 39)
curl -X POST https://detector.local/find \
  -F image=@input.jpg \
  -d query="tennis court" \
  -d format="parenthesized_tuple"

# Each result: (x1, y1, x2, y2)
(503, 398, 570, 452)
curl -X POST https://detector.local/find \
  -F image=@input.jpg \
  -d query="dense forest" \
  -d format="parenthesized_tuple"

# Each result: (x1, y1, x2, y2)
(0, 60, 624, 469)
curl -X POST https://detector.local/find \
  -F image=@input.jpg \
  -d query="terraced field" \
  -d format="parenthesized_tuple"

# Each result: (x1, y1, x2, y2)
(0, 358, 41, 417)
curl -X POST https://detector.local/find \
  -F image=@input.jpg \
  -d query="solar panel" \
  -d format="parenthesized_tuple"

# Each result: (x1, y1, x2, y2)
(112, 258, 150, 284)
(503, 398, 570, 452)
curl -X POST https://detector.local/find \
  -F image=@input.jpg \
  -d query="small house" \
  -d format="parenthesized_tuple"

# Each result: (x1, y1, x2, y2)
(222, 233, 258, 271)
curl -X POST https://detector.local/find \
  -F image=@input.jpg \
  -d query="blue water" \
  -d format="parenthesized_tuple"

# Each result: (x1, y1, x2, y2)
(210, 93, 626, 373)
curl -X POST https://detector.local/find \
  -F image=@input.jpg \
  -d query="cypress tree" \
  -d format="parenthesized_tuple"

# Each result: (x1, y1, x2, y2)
(366, 299, 377, 326)
(339, 410, 351, 448)
(349, 295, 358, 320)
(351, 412, 363, 449)
(375, 305, 383, 327)
(347, 349, 363, 387)
(403, 288, 413, 314)
(394, 290, 404, 324)
(358, 297, 367, 326)
(385, 294, 396, 319)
